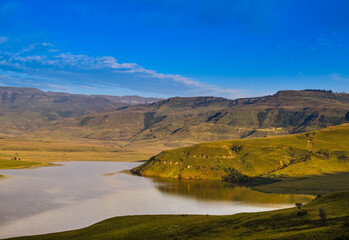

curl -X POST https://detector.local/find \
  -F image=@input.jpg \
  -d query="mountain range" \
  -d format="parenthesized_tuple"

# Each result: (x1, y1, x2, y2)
(0, 87, 161, 136)
(0, 87, 348, 148)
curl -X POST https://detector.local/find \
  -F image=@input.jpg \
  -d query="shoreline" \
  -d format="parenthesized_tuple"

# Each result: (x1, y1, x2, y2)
(6, 191, 349, 240)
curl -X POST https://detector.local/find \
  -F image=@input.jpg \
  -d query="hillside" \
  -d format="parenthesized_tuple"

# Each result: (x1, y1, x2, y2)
(0, 88, 348, 149)
(30, 90, 349, 147)
(131, 124, 349, 184)
(9, 191, 349, 240)
(0, 87, 161, 135)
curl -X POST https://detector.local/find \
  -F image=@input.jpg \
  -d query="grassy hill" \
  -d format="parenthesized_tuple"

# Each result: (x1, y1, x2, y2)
(132, 124, 349, 188)
(8, 191, 349, 240)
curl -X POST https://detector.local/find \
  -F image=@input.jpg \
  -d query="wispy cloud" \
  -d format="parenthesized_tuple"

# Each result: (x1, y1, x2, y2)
(276, 33, 345, 51)
(0, 36, 8, 44)
(0, 39, 245, 98)
(329, 73, 349, 82)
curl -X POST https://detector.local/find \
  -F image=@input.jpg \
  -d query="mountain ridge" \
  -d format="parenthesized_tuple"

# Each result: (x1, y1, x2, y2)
(0, 87, 348, 148)
(0, 86, 162, 135)
(32, 89, 349, 146)
(0, 87, 162, 111)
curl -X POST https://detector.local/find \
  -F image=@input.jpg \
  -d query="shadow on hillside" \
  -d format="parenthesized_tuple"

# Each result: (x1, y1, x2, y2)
(251, 172, 349, 195)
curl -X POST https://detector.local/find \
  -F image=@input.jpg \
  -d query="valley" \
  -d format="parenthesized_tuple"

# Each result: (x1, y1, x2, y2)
(0, 161, 313, 239)
(2, 2, 349, 239)
(1, 87, 348, 170)
(0, 87, 348, 239)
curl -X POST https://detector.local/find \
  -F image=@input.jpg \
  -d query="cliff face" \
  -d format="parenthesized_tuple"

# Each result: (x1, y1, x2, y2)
(53, 89, 348, 142)
(0, 88, 348, 143)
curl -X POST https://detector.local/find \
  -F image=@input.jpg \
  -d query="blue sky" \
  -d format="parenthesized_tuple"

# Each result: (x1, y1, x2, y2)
(0, 0, 348, 99)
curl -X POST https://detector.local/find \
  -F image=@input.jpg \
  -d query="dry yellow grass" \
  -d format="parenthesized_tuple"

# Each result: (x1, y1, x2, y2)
(0, 137, 167, 169)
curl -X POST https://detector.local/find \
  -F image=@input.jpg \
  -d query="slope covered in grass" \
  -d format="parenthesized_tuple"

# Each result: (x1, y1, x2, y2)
(8, 192, 349, 240)
(132, 124, 349, 182)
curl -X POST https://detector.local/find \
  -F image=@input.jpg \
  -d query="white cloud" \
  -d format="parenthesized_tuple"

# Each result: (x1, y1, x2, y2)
(42, 42, 54, 47)
(11, 55, 46, 62)
(0, 41, 245, 98)
(96, 56, 137, 69)
(126, 67, 242, 96)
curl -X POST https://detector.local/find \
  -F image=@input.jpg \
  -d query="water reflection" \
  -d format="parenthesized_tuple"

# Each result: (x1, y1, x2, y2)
(0, 162, 313, 239)
(152, 177, 313, 206)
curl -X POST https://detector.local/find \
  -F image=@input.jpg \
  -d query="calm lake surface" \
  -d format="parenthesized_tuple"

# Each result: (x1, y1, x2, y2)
(0, 162, 313, 239)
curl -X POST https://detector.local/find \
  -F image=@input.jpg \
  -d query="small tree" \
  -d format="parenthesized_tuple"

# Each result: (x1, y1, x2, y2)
(319, 209, 327, 225)
(295, 203, 303, 209)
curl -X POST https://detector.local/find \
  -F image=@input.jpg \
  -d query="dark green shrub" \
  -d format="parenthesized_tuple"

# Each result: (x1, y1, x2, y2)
(230, 145, 243, 153)
(295, 203, 303, 209)
(296, 210, 308, 217)
(223, 168, 249, 183)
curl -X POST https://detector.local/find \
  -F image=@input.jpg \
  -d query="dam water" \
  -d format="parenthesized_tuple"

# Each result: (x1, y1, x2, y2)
(0, 161, 313, 238)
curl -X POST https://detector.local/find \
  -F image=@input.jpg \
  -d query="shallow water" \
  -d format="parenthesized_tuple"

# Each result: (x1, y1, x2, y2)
(0, 162, 313, 238)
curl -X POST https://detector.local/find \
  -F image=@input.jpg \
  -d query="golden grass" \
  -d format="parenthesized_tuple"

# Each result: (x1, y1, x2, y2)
(0, 137, 167, 169)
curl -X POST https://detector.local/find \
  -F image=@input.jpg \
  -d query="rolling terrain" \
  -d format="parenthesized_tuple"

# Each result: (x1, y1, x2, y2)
(0, 87, 348, 169)
(132, 124, 349, 194)
(0, 137, 161, 171)
(0, 87, 161, 136)
(8, 191, 349, 240)
(30, 90, 349, 148)
(1, 88, 348, 239)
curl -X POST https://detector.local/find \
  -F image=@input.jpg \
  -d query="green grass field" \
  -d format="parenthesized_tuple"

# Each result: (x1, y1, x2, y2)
(132, 124, 349, 195)
(0, 159, 52, 169)
(8, 191, 349, 240)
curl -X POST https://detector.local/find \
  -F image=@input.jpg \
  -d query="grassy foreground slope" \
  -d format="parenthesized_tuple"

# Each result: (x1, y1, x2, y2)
(132, 124, 349, 182)
(8, 192, 349, 240)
